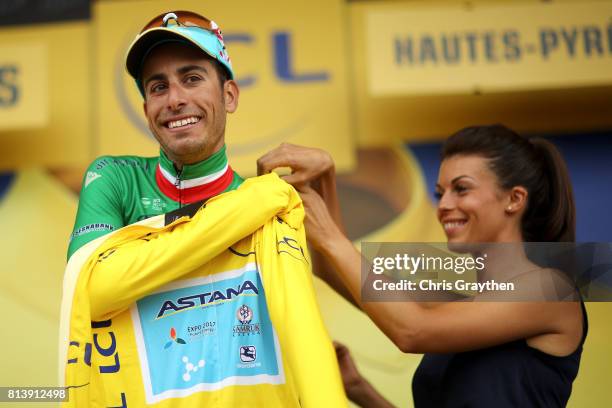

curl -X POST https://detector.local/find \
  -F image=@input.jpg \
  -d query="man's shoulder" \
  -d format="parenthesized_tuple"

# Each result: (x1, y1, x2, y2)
(87, 155, 157, 174)
(80, 155, 157, 192)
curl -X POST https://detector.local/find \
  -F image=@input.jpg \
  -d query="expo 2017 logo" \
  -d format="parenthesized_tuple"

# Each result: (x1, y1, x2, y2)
(164, 327, 186, 349)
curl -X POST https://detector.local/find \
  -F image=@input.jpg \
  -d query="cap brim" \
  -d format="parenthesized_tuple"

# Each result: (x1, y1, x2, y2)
(125, 27, 220, 80)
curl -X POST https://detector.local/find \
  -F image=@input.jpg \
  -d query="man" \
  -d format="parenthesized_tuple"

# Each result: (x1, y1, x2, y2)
(68, 11, 242, 259)
(62, 10, 346, 407)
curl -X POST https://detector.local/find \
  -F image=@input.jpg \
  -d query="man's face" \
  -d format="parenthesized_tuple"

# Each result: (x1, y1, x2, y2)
(141, 42, 239, 166)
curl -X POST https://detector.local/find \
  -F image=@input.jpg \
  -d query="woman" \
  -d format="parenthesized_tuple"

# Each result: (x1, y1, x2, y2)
(258, 125, 586, 407)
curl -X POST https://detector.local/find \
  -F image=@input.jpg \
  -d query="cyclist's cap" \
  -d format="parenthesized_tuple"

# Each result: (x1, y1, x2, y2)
(125, 11, 234, 94)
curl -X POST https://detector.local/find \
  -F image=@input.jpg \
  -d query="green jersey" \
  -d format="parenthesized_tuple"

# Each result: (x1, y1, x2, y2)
(68, 146, 243, 259)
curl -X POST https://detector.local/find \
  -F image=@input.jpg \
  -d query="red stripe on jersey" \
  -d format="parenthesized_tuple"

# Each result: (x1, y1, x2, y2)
(155, 165, 234, 204)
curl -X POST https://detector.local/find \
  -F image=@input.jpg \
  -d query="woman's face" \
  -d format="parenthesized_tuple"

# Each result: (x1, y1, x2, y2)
(435, 154, 520, 243)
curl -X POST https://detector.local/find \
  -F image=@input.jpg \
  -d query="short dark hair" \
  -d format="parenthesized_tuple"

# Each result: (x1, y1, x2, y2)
(203, 52, 230, 89)
(441, 124, 575, 242)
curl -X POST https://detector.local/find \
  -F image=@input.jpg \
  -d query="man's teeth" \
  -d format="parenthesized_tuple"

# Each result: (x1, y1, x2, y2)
(168, 117, 200, 129)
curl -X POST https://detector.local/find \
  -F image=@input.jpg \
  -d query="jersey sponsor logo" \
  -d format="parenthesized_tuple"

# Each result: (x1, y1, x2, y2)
(84, 171, 102, 188)
(233, 304, 262, 336)
(164, 322, 217, 350)
(180, 355, 205, 382)
(141, 197, 167, 212)
(99, 248, 116, 261)
(186, 321, 217, 340)
(236, 304, 253, 324)
(94, 157, 150, 171)
(163, 327, 187, 349)
(278, 236, 308, 263)
(152, 198, 166, 211)
(70, 223, 115, 240)
(156, 280, 259, 319)
(131, 266, 284, 403)
(239, 345, 256, 362)
(237, 345, 261, 368)
(67, 319, 122, 374)
(140, 197, 168, 210)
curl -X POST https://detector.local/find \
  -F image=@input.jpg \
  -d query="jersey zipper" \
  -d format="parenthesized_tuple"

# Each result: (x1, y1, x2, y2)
(175, 168, 182, 208)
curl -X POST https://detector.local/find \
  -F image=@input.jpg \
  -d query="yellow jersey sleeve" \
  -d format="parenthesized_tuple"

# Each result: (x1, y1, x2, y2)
(256, 215, 347, 407)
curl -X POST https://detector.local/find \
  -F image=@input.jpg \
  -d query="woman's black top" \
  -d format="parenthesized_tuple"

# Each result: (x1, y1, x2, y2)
(412, 302, 588, 407)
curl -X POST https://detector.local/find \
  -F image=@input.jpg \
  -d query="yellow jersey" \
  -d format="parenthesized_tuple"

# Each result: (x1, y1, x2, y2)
(59, 174, 347, 407)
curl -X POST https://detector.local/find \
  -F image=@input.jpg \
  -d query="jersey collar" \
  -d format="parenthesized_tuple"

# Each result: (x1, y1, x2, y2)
(156, 146, 235, 204)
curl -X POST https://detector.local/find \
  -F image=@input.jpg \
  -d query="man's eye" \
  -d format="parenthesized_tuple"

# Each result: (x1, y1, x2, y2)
(454, 185, 468, 194)
(434, 191, 443, 201)
(150, 83, 166, 93)
(186, 75, 201, 83)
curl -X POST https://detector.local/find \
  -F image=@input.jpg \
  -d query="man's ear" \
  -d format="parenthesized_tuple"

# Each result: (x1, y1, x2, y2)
(223, 79, 239, 113)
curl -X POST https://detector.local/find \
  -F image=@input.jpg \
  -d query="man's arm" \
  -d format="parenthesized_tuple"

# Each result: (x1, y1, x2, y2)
(67, 157, 124, 260)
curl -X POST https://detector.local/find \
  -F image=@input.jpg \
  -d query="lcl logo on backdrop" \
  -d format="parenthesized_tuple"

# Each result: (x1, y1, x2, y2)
(224, 32, 330, 86)
(115, 31, 331, 144)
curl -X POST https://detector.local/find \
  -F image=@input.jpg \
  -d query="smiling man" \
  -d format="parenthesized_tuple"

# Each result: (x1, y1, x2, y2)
(68, 11, 243, 258)
(63, 10, 347, 407)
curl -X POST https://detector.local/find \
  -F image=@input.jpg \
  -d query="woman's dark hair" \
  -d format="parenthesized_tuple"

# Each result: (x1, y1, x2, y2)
(441, 124, 575, 242)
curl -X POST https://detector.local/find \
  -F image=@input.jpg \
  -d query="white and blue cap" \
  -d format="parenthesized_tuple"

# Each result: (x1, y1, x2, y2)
(125, 11, 234, 95)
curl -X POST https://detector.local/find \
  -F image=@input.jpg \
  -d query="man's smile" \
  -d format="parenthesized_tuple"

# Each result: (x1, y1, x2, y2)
(164, 115, 202, 129)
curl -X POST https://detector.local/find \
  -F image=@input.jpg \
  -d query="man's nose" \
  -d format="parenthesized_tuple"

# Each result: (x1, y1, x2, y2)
(166, 82, 187, 111)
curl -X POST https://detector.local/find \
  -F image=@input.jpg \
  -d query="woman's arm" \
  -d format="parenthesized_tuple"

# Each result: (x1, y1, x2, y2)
(299, 186, 583, 355)
(256, 145, 582, 355)
(257, 143, 358, 306)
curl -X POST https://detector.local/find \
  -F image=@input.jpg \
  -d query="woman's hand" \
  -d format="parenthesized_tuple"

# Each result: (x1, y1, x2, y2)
(258, 144, 358, 304)
(334, 341, 396, 408)
(296, 185, 344, 252)
(257, 143, 334, 187)
(334, 341, 366, 394)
